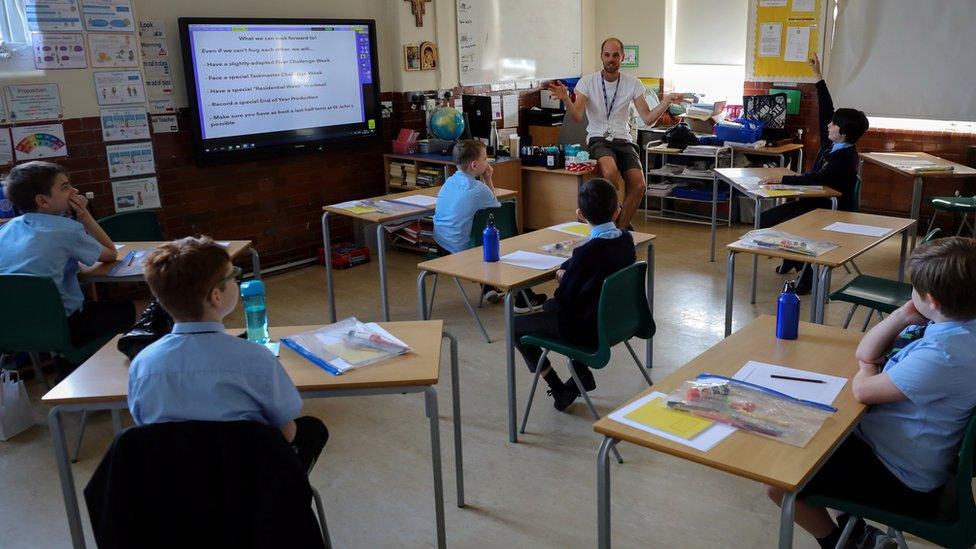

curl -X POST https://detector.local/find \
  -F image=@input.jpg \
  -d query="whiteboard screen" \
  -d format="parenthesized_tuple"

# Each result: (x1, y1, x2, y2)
(456, 0, 582, 86)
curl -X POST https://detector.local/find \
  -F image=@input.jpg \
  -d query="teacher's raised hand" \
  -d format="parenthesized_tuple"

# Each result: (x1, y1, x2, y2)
(546, 80, 570, 102)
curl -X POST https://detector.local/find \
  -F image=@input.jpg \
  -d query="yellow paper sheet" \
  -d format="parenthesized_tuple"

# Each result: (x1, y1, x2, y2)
(559, 223, 590, 237)
(761, 189, 797, 197)
(624, 397, 714, 440)
(342, 206, 379, 214)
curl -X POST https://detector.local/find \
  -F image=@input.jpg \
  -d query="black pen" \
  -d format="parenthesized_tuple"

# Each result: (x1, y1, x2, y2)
(771, 374, 825, 384)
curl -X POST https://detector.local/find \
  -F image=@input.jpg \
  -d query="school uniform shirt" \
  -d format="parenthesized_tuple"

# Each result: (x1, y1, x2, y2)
(574, 72, 648, 143)
(856, 319, 976, 492)
(0, 212, 102, 315)
(432, 170, 500, 253)
(128, 322, 303, 428)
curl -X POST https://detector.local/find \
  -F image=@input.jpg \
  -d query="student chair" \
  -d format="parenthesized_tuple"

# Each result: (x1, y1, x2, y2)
(423, 201, 520, 343)
(829, 229, 940, 331)
(803, 411, 976, 549)
(96, 210, 164, 241)
(519, 262, 655, 463)
(925, 191, 976, 238)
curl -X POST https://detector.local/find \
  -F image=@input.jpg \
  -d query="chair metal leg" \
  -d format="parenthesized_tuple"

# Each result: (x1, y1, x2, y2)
(452, 277, 492, 343)
(842, 263, 852, 274)
(889, 528, 908, 549)
(519, 350, 549, 434)
(310, 487, 333, 549)
(27, 352, 51, 389)
(623, 340, 653, 387)
(567, 359, 622, 464)
(957, 213, 971, 236)
(861, 309, 874, 332)
(926, 210, 938, 236)
(843, 304, 859, 329)
(71, 411, 88, 463)
(426, 274, 438, 319)
(850, 260, 862, 276)
(477, 284, 484, 308)
(834, 514, 858, 548)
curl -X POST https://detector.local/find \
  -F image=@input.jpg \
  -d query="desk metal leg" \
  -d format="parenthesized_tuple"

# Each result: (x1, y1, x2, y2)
(505, 290, 517, 443)
(376, 223, 390, 322)
(751, 197, 762, 304)
(725, 251, 737, 337)
(111, 408, 122, 434)
(778, 491, 797, 549)
(51, 406, 86, 549)
(898, 231, 909, 283)
(417, 270, 431, 320)
(321, 212, 336, 323)
(645, 243, 654, 371)
(442, 331, 465, 508)
(710, 175, 719, 262)
(422, 387, 447, 549)
(597, 436, 619, 549)
(910, 175, 923, 250)
(809, 265, 821, 323)
(813, 266, 832, 324)
(248, 248, 262, 280)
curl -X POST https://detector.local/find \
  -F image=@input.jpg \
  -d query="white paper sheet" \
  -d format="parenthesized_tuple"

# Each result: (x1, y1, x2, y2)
(499, 251, 566, 270)
(502, 94, 519, 128)
(32, 33, 88, 69)
(784, 26, 811, 62)
(11, 124, 68, 161)
(759, 22, 782, 57)
(608, 391, 737, 452)
(0, 129, 12, 166)
(388, 194, 437, 208)
(733, 361, 848, 406)
(792, 0, 816, 11)
(735, 175, 762, 188)
(823, 222, 891, 237)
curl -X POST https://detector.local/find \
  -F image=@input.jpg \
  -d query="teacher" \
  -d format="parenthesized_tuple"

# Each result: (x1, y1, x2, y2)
(548, 37, 682, 229)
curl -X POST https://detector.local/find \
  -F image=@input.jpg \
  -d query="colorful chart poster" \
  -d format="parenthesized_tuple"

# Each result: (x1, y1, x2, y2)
(150, 114, 178, 133)
(140, 37, 168, 59)
(4, 84, 63, 122)
(138, 20, 165, 39)
(81, 0, 134, 32)
(25, 0, 83, 32)
(88, 32, 138, 68)
(31, 33, 88, 69)
(112, 176, 161, 213)
(147, 98, 175, 114)
(11, 124, 68, 161)
(145, 75, 172, 101)
(142, 58, 170, 77)
(0, 129, 13, 166)
(105, 141, 155, 177)
(100, 106, 150, 141)
(93, 70, 145, 105)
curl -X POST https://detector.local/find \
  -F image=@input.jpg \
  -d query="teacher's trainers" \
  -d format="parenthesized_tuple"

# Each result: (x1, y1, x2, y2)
(514, 291, 547, 313)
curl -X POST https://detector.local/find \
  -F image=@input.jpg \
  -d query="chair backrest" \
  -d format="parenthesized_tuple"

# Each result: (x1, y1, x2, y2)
(954, 412, 976, 528)
(852, 174, 863, 213)
(97, 210, 163, 241)
(0, 274, 72, 353)
(597, 262, 655, 350)
(468, 201, 519, 248)
(920, 227, 941, 245)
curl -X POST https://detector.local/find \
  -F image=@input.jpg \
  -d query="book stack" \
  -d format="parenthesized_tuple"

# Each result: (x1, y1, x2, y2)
(416, 166, 445, 188)
(389, 162, 406, 187)
(403, 164, 418, 187)
(392, 219, 439, 254)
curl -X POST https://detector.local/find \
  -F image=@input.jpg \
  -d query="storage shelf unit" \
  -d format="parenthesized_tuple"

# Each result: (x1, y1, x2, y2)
(643, 142, 733, 226)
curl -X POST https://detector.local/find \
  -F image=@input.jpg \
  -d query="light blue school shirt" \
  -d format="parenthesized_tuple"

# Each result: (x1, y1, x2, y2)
(830, 142, 853, 154)
(129, 322, 303, 428)
(432, 170, 500, 253)
(589, 221, 622, 240)
(0, 213, 102, 315)
(856, 319, 976, 491)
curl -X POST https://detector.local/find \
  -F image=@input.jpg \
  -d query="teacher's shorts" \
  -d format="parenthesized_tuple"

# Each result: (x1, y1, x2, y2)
(587, 138, 643, 174)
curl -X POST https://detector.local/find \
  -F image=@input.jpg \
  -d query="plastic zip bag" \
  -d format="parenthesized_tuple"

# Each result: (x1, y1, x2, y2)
(665, 373, 836, 447)
(738, 228, 839, 257)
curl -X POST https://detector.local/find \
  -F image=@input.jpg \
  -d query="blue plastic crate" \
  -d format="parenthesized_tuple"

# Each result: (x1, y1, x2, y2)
(716, 118, 764, 144)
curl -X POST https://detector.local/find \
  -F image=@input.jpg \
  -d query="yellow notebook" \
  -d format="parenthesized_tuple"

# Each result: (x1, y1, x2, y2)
(761, 189, 798, 198)
(624, 397, 714, 440)
(342, 205, 379, 215)
(559, 223, 591, 237)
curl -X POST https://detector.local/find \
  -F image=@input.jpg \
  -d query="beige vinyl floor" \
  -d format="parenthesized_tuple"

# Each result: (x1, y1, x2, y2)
(0, 213, 946, 548)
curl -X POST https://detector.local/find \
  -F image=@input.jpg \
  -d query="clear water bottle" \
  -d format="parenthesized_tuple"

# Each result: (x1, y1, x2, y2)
(483, 213, 500, 262)
(240, 279, 270, 344)
(776, 281, 800, 340)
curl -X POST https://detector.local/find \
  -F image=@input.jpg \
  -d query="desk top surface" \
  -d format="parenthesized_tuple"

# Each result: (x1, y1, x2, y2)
(385, 152, 520, 166)
(79, 240, 251, 282)
(860, 152, 976, 178)
(715, 168, 841, 199)
(41, 320, 445, 405)
(727, 209, 915, 267)
(594, 315, 866, 491)
(729, 143, 805, 154)
(416, 227, 655, 290)
(521, 165, 597, 176)
(323, 186, 517, 223)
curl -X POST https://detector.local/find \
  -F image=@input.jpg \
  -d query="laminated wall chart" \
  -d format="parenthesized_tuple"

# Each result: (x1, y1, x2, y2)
(746, 0, 827, 82)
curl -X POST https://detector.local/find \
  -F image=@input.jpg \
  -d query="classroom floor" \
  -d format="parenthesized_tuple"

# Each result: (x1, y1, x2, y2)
(2, 214, 947, 548)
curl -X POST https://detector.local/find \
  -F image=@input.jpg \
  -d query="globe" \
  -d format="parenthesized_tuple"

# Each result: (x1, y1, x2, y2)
(430, 107, 465, 141)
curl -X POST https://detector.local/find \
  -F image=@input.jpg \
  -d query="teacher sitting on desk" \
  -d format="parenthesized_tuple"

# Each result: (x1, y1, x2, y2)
(548, 37, 683, 229)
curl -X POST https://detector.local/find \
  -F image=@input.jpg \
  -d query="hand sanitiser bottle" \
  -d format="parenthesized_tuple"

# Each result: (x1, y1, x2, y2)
(240, 279, 270, 344)
(483, 213, 500, 262)
(776, 280, 800, 340)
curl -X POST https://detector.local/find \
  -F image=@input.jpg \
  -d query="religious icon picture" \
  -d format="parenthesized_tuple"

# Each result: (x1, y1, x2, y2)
(420, 41, 438, 70)
(404, 44, 421, 71)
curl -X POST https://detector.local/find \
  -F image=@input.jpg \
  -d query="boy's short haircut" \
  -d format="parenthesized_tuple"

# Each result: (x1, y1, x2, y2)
(1, 161, 66, 212)
(832, 108, 870, 144)
(908, 236, 976, 320)
(453, 139, 486, 170)
(578, 178, 618, 225)
(144, 236, 232, 320)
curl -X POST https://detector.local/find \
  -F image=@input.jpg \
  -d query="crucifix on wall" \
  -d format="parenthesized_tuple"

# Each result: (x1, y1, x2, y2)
(404, 0, 432, 27)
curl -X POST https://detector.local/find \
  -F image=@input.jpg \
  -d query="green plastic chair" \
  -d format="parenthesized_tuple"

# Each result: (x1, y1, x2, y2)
(926, 192, 976, 238)
(829, 229, 940, 331)
(97, 210, 164, 241)
(804, 411, 976, 549)
(519, 262, 656, 463)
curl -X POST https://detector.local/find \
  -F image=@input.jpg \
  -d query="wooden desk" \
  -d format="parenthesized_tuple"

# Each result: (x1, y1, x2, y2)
(42, 320, 461, 549)
(521, 165, 598, 229)
(594, 315, 865, 549)
(859, 151, 976, 249)
(729, 142, 805, 169)
(321, 186, 517, 323)
(416, 227, 656, 443)
(725, 209, 915, 335)
(79, 240, 258, 282)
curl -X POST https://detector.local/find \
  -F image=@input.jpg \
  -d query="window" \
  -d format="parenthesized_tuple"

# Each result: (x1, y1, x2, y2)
(1, 0, 29, 44)
(664, 0, 748, 104)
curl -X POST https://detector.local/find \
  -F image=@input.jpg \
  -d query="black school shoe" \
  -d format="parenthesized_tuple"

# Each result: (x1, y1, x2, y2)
(564, 360, 596, 392)
(513, 290, 547, 313)
(794, 266, 813, 295)
(776, 259, 804, 274)
(547, 382, 579, 411)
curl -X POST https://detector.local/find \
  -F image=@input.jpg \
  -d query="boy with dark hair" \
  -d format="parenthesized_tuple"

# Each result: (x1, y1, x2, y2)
(0, 161, 135, 377)
(513, 178, 636, 410)
(130, 236, 328, 471)
(766, 236, 976, 549)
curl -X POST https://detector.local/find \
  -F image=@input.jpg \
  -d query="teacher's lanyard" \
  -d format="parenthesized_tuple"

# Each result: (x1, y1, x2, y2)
(601, 76, 620, 139)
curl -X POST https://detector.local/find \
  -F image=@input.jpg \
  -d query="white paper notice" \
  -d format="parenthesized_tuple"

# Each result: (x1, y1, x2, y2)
(491, 95, 502, 120)
(759, 23, 782, 57)
(792, 0, 816, 11)
(0, 99, 7, 124)
(760, 0, 788, 5)
(150, 114, 178, 133)
(31, 33, 88, 69)
(4, 83, 63, 122)
(822, 222, 891, 237)
(142, 59, 170, 77)
(112, 176, 161, 213)
(147, 98, 176, 114)
(88, 32, 138, 67)
(608, 391, 737, 452)
(784, 26, 810, 62)
(81, 0, 136, 32)
(100, 106, 150, 141)
(138, 20, 165, 39)
(499, 251, 566, 270)
(105, 141, 155, 177)
(734, 361, 848, 406)
(0, 129, 13, 166)
(11, 124, 68, 161)
(502, 94, 519, 128)
(26, 0, 83, 32)
(93, 70, 146, 105)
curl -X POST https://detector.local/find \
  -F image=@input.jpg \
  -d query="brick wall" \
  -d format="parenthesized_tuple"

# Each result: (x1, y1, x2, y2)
(744, 81, 976, 227)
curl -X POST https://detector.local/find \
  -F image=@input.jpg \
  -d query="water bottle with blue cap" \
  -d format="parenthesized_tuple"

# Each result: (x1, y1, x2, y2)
(240, 279, 270, 344)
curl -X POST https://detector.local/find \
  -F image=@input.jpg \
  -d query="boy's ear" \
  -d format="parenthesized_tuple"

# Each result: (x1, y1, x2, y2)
(576, 208, 586, 223)
(611, 205, 621, 222)
(206, 286, 222, 309)
(35, 194, 49, 209)
(924, 292, 942, 313)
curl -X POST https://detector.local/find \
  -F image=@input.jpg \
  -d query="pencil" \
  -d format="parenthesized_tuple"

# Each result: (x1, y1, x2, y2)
(770, 374, 824, 384)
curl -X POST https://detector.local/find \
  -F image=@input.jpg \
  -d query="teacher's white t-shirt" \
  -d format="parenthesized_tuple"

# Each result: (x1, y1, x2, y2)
(574, 72, 651, 143)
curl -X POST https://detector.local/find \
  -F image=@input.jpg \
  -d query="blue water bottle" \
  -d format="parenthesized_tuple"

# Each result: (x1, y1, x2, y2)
(240, 279, 270, 344)
(776, 281, 800, 340)
(0, 183, 17, 219)
(483, 213, 500, 262)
